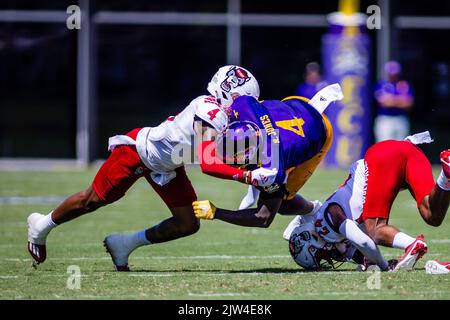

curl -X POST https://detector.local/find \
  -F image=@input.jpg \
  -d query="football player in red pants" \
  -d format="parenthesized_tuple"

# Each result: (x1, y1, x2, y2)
(286, 133, 450, 271)
(360, 141, 449, 270)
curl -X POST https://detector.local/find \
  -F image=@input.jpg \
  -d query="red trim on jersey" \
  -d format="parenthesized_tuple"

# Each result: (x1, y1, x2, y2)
(197, 140, 248, 183)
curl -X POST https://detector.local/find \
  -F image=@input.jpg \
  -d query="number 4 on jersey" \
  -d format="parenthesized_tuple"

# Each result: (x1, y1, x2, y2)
(275, 117, 306, 137)
(207, 108, 220, 120)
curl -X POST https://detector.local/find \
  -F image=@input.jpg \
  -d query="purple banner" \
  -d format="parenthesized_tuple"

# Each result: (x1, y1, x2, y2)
(322, 29, 372, 168)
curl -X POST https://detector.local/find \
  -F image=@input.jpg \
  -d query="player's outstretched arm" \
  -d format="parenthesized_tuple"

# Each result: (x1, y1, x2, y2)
(193, 123, 250, 182)
(193, 197, 282, 228)
(197, 140, 278, 186)
(197, 139, 251, 183)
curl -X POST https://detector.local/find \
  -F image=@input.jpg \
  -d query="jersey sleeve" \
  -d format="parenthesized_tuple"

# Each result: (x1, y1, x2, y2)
(197, 140, 248, 183)
(229, 95, 260, 123)
(194, 96, 228, 132)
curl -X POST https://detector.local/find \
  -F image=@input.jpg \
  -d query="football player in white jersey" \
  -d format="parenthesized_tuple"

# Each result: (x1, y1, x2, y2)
(27, 65, 278, 271)
(284, 133, 450, 272)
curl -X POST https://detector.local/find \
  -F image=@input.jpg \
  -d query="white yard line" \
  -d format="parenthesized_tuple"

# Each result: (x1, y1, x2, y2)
(128, 272, 289, 277)
(383, 252, 441, 257)
(4, 252, 443, 263)
(430, 239, 450, 243)
(0, 275, 18, 279)
(4, 255, 292, 262)
(304, 291, 379, 296)
(0, 195, 67, 205)
(128, 274, 175, 277)
(188, 292, 251, 297)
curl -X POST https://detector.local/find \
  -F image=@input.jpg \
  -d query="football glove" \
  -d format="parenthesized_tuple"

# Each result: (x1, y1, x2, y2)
(239, 185, 260, 210)
(193, 200, 216, 220)
(250, 167, 278, 187)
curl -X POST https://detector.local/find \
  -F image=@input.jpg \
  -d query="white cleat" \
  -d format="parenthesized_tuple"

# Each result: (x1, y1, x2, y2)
(393, 235, 428, 272)
(301, 200, 322, 224)
(425, 260, 450, 275)
(282, 200, 322, 241)
(27, 213, 48, 264)
(283, 215, 303, 241)
(103, 234, 132, 272)
(310, 200, 323, 215)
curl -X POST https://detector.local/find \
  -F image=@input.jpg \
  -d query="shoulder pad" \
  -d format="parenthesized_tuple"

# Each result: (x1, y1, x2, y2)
(194, 95, 228, 131)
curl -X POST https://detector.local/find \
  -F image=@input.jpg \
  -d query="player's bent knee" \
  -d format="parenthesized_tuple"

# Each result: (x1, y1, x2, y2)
(419, 204, 443, 227)
(177, 219, 200, 237)
(187, 219, 201, 235)
(261, 217, 275, 228)
(426, 216, 443, 227)
(79, 187, 105, 212)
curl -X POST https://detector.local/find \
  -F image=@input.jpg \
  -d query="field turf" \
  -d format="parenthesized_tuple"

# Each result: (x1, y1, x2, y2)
(0, 166, 449, 299)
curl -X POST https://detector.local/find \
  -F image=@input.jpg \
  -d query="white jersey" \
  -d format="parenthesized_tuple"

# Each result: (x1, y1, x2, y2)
(108, 95, 228, 186)
(314, 159, 368, 243)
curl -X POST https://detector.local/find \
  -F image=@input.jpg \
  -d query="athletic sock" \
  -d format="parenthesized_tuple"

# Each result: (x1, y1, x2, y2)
(392, 232, 416, 250)
(37, 212, 57, 235)
(122, 230, 151, 251)
(437, 170, 450, 191)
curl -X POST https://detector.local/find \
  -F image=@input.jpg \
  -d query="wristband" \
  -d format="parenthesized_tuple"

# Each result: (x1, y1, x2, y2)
(243, 171, 252, 184)
(437, 171, 450, 191)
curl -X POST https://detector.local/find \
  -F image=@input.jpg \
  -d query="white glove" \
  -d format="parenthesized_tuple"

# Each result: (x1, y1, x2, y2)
(239, 185, 260, 210)
(250, 167, 278, 187)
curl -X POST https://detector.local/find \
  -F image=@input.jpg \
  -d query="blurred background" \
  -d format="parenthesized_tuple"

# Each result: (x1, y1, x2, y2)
(0, 0, 449, 169)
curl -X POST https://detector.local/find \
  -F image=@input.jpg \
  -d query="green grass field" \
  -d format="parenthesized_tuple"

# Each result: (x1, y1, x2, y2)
(0, 166, 449, 300)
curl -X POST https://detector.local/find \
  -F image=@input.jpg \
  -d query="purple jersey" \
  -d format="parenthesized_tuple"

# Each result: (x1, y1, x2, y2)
(229, 96, 327, 193)
(375, 80, 414, 117)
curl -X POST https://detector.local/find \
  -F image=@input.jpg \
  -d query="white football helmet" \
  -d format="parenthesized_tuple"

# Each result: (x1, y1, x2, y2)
(288, 223, 344, 270)
(207, 65, 260, 109)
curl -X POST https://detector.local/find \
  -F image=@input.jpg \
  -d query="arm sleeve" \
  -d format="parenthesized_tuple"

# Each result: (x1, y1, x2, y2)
(197, 140, 248, 183)
(338, 219, 389, 270)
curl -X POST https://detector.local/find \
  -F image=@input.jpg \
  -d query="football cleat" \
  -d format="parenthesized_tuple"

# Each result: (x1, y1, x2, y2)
(393, 234, 428, 272)
(103, 234, 131, 272)
(440, 149, 450, 178)
(283, 201, 322, 241)
(388, 259, 399, 271)
(283, 215, 303, 241)
(425, 260, 450, 274)
(303, 200, 322, 223)
(192, 200, 216, 220)
(27, 213, 48, 264)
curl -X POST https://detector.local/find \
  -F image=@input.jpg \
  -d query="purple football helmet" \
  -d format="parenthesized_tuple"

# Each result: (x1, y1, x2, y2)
(215, 120, 262, 167)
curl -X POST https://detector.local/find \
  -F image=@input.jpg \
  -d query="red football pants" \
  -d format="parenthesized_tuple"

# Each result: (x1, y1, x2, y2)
(92, 128, 197, 208)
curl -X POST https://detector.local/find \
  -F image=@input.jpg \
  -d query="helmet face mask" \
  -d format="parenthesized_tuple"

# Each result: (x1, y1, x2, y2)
(207, 65, 260, 109)
(215, 120, 262, 168)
